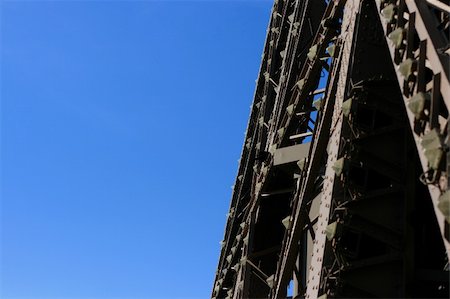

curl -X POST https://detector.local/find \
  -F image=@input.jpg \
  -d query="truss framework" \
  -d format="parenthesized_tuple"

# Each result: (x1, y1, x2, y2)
(213, 0, 450, 298)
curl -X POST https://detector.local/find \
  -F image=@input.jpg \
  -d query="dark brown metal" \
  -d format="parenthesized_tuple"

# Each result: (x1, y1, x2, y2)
(212, 0, 450, 298)
(431, 72, 441, 130)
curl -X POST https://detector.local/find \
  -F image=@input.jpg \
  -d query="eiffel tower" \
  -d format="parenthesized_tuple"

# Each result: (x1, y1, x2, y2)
(212, 0, 450, 298)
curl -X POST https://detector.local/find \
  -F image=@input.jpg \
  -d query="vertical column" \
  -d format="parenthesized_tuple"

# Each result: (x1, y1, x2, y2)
(304, 0, 361, 298)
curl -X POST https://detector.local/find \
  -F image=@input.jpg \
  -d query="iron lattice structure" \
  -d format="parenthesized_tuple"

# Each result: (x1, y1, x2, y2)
(212, 0, 450, 298)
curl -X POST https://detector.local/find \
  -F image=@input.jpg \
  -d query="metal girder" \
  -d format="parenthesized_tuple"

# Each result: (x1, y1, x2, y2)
(273, 143, 311, 166)
(213, 0, 450, 298)
(303, 1, 361, 297)
(375, 0, 450, 259)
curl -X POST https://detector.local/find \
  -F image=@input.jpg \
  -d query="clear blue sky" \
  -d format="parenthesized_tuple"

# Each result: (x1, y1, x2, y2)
(0, 1, 272, 298)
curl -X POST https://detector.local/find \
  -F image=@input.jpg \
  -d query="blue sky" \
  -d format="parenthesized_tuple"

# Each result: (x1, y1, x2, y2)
(0, 1, 272, 298)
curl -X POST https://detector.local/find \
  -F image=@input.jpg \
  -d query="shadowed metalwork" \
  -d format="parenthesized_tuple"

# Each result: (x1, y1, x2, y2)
(213, 0, 450, 298)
